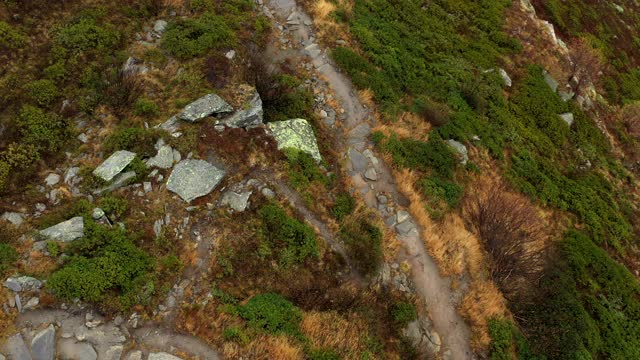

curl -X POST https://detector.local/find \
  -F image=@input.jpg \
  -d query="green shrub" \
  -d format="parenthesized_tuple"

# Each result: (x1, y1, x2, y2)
(46, 241, 60, 257)
(420, 176, 463, 219)
(48, 222, 153, 303)
(378, 134, 457, 179)
(308, 349, 341, 360)
(391, 302, 417, 326)
(239, 293, 302, 337)
(258, 204, 318, 268)
(332, 193, 355, 221)
(0, 161, 9, 192)
(284, 148, 327, 190)
(133, 97, 159, 117)
(0, 243, 18, 274)
(124, 156, 150, 183)
(0, 21, 25, 50)
(1, 143, 40, 170)
(223, 326, 249, 345)
(103, 127, 165, 157)
(24, 79, 59, 107)
(162, 14, 236, 59)
(488, 318, 513, 360)
(340, 217, 383, 276)
(44, 62, 67, 83)
(98, 196, 129, 218)
(16, 105, 69, 152)
(54, 16, 120, 54)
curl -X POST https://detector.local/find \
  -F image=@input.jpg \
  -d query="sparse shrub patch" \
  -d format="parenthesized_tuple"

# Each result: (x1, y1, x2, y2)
(162, 14, 236, 59)
(239, 293, 302, 337)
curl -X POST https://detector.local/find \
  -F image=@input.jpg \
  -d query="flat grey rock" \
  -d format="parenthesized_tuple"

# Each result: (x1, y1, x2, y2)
(364, 168, 378, 181)
(93, 171, 136, 195)
(147, 144, 175, 169)
(267, 119, 322, 162)
(4, 276, 42, 292)
(348, 148, 368, 172)
(92, 208, 105, 220)
(396, 220, 416, 235)
(446, 139, 468, 165)
(3, 334, 31, 360)
(1, 212, 24, 226)
(31, 325, 55, 360)
(149, 353, 183, 360)
(44, 173, 61, 186)
(543, 70, 559, 92)
(104, 345, 123, 360)
(57, 339, 97, 360)
(167, 160, 226, 202)
(178, 94, 233, 123)
(559, 112, 574, 126)
(93, 150, 136, 182)
(39, 217, 84, 242)
(221, 91, 263, 128)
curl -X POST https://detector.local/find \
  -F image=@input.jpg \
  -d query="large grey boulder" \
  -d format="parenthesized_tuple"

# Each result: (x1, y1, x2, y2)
(149, 353, 183, 360)
(178, 94, 233, 123)
(221, 91, 263, 128)
(167, 160, 226, 202)
(3, 334, 30, 360)
(1, 212, 24, 226)
(31, 325, 55, 360)
(39, 217, 84, 242)
(267, 119, 322, 162)
(446, 139, 469, 165)
(57, 339, 97, 360)
(4, 276, 42, 292)
(93, 150, 136, 182)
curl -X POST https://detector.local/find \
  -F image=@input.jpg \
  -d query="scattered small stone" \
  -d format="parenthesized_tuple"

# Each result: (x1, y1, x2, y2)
(559, 112, 574, 126)
(149, 353, 183, 360)
(261, 187, 275, 199)
(143, 182, 152, 193)
(154, 19, 168, 34)
(1, 212, 24, 226)
(498, 68, 512, 87)
(377, 194, 388, 204)
(77, 133, 89, 143)
(36, 203, 47, 212)
(64, 167, 81, 185)
(23, 297, 39, 310)
(91, 208, 105, 220)
(396, 210, 410, 224)
(225, 50, 236, 60)
(45, 173, 61, 186)
(364, 168, 378, 181)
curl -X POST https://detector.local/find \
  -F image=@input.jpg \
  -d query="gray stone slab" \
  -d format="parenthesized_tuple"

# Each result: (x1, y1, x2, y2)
(267, 119, 322, 162)
(39, 217, 84, 242)
(93, 150, 136, 182)
(178, 94, 233, 123)
(166, 160, 226, 202)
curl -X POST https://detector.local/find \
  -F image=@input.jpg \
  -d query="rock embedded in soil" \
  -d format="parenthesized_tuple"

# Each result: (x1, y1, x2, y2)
(39, 217, 84, 242)
(178, 94, 233, 123)
(220, 189, 252, 212)
(267, 118, 322, 162)
(4, 276, 42, 292)
(31, 325, 55, 360)
(44, 173, 61, 187)
(147, 140, 175, 169)
(93, 150, 137, 182)
(166, 159, 226, 202)
(445, 139, 469, 165)
(220, 91, 263, 128)
(559, 112, 574, 126)
(3, 333, 30, 360)
(1, 212, 24, 226)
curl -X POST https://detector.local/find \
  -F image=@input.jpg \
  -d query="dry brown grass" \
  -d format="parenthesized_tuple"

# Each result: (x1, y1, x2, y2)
(303, 0, 353, 45)
(373, 112, 431, 141)
(460, 281, 509, 350)
(393, 168, 484, 277)
(301, 311, 369, 359)
(0, 287, 17, 340)
(249, 335, 304, 360)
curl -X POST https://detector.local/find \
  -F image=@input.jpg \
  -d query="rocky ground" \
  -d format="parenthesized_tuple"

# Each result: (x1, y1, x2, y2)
(1, 0, 478, 359)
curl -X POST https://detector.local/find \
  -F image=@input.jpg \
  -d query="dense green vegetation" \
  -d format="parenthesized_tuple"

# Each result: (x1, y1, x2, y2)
(162, 14, 236, 59)
(333, 0, 640, 358)
(535, 0, 640, 103)
(0, 243, 18, 275)
(391, 302, 417, 326)
(239, 293, 303, 337)
(258, 203, 319, 268)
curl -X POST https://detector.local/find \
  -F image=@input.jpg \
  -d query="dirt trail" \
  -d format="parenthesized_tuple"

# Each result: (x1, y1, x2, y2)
(264, 1, 474, 358)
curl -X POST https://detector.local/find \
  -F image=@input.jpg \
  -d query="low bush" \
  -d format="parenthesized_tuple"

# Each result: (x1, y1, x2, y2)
(0, 244, 17, 274)
(284, 148, 327, 190)
(223, 326, 249, 345)
(44, 62, 67, 83)
(48, 222, 153, 303)
(0, 161, 9, 192)
(420, 176, 463, 219)
(103, 127, 165, 157)
(340, 215, 383, 276)
(133, 97, 159, 117)
(1, 143, 40, 170)
(239, 293, 302, 337)
(15, 105, 69, 153)
(332, 193, 355, 221)
(258, 204, 318, 268)
(46, 242, 60, 257)
(24, 79, 59, 107)
(0, 21, 25, 50)
(308, 349, 341, 360)
(97, 196, 129, 219)
(54, 16, 120, 55)
(391, 302, 417, 326)
(162, 14, 236, 59)
(378, 134, 457, 179)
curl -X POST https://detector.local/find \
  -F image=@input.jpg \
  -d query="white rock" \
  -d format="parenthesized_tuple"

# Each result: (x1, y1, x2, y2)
(1, 212, 24, 226)
(45, 173, 61, 186)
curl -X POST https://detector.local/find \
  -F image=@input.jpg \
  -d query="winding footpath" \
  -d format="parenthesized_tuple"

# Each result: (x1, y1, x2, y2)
(263, 0, 474, 358)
